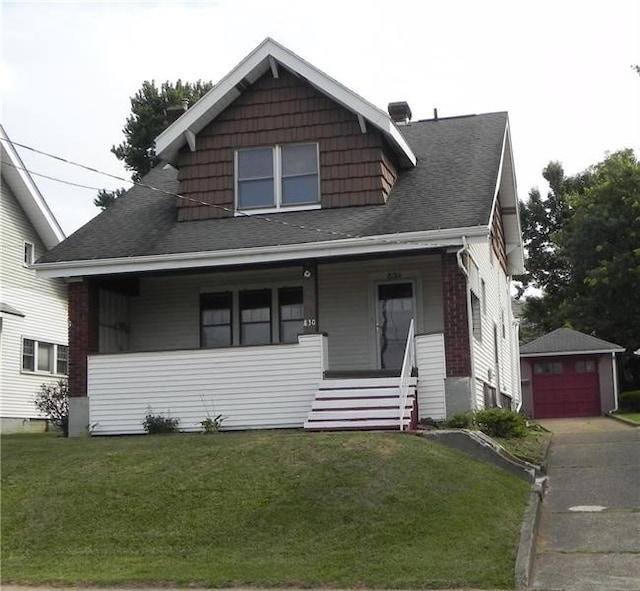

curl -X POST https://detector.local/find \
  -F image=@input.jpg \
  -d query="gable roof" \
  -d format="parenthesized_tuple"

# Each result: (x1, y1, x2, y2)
(155, 37, 416, 169)
(0, 125, 65, 249)
(36, 112, 513, 278)
(520, 327, 625, 356)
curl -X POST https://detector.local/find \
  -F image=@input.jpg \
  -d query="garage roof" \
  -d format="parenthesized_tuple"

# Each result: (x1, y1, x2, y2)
(520, 328, 625, 357)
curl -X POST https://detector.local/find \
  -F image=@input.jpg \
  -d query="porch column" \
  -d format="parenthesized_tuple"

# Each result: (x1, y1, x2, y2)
(68, 279, 99, 436)
(302, 261, 319, 334)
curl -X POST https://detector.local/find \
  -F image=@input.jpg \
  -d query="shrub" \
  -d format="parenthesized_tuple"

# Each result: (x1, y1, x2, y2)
(475, 408, 528, 439)
(201, 414, 225, 434)
(444, 412, 475, 429)
(619, 390, 640, 412)
(34, 380, 69, 436)
(142, 410, 179, 434)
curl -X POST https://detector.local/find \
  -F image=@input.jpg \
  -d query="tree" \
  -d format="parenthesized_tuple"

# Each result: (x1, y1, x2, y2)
(517, 150, 640, 353)
(96, 79, 213, 208)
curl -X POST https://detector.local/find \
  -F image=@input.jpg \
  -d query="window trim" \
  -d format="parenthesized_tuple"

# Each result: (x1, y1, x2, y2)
(235, 143, 320, 213)
(21, 338, 68, 376)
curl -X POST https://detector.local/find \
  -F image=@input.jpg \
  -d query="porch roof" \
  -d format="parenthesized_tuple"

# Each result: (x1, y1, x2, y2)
(37, 112, 507, 271)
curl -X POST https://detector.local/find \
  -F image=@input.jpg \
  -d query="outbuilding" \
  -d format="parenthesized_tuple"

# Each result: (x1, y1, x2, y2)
(520, 328, 625, 419)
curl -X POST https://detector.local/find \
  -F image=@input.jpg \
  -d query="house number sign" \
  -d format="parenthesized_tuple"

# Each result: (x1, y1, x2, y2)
(387, 272, 402, 280)
(303, 318, 317, 328)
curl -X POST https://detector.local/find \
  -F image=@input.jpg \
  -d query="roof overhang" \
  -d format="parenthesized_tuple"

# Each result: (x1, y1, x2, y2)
(488, 120, 524, 276)
(34, 224, 488, 279)
(521, 349, 626, 358)
(155, 37, 417, 169)
(0, 125, 65, 249)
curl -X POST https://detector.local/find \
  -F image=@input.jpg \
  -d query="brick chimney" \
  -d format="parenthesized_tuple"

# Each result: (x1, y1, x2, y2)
(387, 101, 412, 125)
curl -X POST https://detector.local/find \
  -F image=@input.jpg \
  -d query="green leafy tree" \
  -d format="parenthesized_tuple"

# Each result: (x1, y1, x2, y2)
(97, 79, 213, 208)
(517, 150, 640, 353)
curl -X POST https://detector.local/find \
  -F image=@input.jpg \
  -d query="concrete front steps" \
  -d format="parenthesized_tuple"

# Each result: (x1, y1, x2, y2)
(303, 376, 417, 431)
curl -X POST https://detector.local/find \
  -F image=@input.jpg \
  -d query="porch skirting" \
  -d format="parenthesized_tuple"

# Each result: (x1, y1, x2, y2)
(87, 334, 328, 435)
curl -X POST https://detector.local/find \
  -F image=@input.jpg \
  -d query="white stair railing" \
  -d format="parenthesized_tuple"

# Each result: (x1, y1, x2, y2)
(398, 319, 416, 431)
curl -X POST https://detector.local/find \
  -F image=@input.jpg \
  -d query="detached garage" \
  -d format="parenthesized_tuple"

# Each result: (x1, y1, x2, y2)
(520, 328, 624, 419)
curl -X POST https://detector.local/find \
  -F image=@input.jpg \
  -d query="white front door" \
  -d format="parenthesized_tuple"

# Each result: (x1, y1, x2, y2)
(375, 281, 415, 370)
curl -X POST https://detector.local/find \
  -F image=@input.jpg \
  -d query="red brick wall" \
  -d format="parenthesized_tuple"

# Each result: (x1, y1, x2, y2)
(175, 68, 397, 221)
(68, 281, 99, 398)
(441, 253, 472, 377)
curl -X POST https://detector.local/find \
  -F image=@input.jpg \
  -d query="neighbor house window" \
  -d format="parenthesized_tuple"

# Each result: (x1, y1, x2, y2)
(22, 339, 68, 375)
(240, 289, 272, 345)
(236, 144, 319, 211)
(201, 292, 233, 348)
(471, 292, 482, 341)
(23, 242, 34, 266)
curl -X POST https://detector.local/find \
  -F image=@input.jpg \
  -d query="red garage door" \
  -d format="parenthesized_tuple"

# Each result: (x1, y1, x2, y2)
(532, 357, 600, 418)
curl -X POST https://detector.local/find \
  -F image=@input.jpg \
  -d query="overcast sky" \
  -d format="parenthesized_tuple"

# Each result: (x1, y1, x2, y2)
(1, 0, 639, 236)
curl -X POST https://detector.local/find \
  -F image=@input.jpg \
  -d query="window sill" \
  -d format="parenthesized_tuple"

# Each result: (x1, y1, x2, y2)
(235, 203, 321, 216)
(20, 370, 68, 378)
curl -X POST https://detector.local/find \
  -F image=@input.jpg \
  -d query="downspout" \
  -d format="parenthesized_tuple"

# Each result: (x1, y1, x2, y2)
(456, 236, 477, 410)
(612, 351, 620, 412)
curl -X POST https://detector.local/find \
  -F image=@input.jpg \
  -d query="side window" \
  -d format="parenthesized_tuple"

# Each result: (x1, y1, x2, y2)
(22, 338, 35, 371)
(200, 292, 233, 348)
(471, 292, 482, 341)
(21, 339, 68, 375)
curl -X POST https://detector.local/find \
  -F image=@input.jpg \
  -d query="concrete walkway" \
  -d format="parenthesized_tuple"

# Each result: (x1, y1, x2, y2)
(531, 417, 640, 590)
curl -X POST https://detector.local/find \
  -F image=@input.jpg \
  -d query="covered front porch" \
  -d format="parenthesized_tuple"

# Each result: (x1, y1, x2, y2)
(68, 252, 462, 435)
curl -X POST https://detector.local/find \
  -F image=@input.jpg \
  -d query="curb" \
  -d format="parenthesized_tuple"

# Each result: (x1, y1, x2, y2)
(607, 413, 640, 427)
(514, 477, 547, 589)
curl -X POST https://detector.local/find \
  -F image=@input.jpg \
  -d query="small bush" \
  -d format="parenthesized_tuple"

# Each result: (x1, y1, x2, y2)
(34, 380, 69, 436)
(201, 414, 225, 434)
(444, 412, 475, 429)
(619, 390, 640, 412)
(475, 408, 528, 438)
(143, 410, 179, 434)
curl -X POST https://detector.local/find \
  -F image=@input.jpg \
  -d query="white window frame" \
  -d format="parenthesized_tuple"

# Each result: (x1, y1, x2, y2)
(235, 143, 321, 215)
(23, 241, 35, 266)
(21, 338, 68, 376)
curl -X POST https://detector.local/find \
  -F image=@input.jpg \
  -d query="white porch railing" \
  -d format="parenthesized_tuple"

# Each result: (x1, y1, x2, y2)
(398, 318, 416, 431)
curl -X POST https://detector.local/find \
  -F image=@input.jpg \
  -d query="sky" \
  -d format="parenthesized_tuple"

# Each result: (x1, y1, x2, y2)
(1, 0, 639, 236)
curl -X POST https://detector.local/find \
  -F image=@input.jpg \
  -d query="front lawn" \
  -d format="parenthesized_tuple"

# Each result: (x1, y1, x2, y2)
(613, 412, 640, 425)
(2, 431, 529, 589)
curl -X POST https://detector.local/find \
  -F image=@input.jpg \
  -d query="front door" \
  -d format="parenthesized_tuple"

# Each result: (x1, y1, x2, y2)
(375, 281, 415, 370)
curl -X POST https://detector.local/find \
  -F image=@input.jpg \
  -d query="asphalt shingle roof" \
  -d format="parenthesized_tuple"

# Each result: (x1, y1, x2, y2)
(39, 112, 507, 264)
(520, 328, 624, 355)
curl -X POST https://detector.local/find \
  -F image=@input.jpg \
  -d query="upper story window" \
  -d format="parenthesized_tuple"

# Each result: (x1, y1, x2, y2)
(23, 242, 34, 266)
(236, 143, 320, 212)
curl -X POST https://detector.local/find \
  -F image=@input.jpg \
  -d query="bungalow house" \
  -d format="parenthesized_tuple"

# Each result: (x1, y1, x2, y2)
(35, 39, 525, 437)
(1, 125, 68, 432)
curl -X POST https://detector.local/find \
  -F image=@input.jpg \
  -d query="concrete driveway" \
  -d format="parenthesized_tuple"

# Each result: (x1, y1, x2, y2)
(531, 417, 640, 590)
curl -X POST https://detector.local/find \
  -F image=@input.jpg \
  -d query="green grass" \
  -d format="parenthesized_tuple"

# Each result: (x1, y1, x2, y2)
(613, 412, 640, 425)
(2, 431, 529, 589)
(494, 427, 553, 466)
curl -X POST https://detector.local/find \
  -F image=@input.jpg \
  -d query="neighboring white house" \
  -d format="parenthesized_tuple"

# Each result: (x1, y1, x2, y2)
(35, 39, 525, 436)
(1, 124, 68, 433)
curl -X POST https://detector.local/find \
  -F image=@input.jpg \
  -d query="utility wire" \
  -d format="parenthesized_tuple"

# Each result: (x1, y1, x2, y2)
(1, 159, 106, 192)
(0, 136, 450, 250)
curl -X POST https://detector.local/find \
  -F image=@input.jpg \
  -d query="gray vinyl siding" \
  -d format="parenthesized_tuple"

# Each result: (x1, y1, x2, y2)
(0, 179, 68, 419)
(318, 255, 443, 371)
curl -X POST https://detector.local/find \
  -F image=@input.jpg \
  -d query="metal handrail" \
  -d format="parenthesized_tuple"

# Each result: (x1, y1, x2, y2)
(398, 319, 416, 431)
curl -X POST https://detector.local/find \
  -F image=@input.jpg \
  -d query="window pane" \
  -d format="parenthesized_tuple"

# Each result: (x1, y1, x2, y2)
(201, 292, 232, 348)
(57, 345, 69, 375)
(238, 179, 274, 208)
(241, 323, 271, 346)
(24, 242, 34, 265)
(281, 145, 318, 176)
(238, 148, 273, 179)
(279, 287, 303, 343)
(202, 326, 232, 348)
(240, 290, 271, 345)
(37, 342, 53, 372)
(22, 339, 35, 371)
(282, 175, 319, 205)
